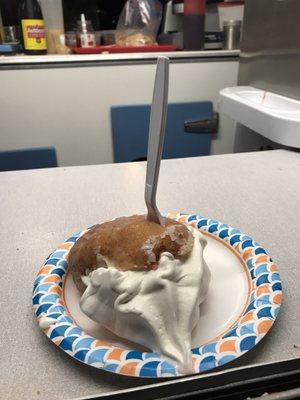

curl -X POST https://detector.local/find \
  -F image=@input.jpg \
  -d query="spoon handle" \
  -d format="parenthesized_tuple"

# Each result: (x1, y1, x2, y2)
(145, 56, 169, 226)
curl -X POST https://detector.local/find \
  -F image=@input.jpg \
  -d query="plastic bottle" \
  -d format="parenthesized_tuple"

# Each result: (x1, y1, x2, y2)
(76, 14, 96, 48)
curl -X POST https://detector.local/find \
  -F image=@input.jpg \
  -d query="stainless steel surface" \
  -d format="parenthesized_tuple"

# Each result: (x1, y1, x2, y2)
(238, 0, 300, 101)
(0, 150, 300, 400)
(145, 57, 169, 226)
(222, 20, 241, 50)
(0, 49, 239, 68)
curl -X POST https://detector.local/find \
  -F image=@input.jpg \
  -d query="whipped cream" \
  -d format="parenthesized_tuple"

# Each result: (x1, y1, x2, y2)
(80, 226, 210, 374)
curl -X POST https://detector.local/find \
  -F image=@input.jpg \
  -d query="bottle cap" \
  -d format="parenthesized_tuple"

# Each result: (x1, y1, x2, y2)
(80, 13, 87, 33)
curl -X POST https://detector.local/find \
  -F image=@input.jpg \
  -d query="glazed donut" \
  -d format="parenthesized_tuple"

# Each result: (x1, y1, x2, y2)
(68, 215, 194, 293)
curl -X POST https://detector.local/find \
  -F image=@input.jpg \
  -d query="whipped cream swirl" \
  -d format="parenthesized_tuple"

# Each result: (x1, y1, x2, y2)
(80, 227, 210, 374)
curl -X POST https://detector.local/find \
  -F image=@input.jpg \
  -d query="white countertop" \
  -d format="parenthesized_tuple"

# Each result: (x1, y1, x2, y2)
(0, 49, 239, 67)
(0, 150, 299, 399)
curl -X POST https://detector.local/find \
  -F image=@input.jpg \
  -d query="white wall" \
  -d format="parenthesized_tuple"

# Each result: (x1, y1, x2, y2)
(0, 60, 238, 166)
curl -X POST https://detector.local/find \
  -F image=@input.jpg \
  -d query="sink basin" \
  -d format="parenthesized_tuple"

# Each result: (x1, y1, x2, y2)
(219, 86, 300, 148)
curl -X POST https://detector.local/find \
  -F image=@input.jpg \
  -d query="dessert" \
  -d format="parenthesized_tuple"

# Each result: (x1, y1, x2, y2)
(68, 215, 210, 374)
(68, 215, 194, 293)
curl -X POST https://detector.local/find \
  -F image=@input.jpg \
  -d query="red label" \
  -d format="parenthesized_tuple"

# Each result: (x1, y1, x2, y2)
(27, 25, 45, 39)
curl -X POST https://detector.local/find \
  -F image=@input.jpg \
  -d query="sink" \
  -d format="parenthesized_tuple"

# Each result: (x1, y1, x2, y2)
(219, 86, 300, 147)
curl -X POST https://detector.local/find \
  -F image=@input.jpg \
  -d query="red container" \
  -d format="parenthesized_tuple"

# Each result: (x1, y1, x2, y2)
(72, 44, 178, 54)
(183, 0, 206, 50)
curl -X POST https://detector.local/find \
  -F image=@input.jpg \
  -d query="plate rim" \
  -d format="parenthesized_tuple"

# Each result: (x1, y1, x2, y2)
(32, 213, 282, 378)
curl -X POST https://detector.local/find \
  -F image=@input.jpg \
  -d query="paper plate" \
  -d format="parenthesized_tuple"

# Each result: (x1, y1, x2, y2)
(32, 213, 282, 378)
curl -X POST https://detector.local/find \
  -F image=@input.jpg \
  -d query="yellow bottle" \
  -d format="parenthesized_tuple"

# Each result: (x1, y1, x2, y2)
(20, 0, 47, 54)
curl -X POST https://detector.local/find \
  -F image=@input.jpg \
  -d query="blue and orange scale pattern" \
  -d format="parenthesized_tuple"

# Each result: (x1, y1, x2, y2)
(32, 213, 282, 377)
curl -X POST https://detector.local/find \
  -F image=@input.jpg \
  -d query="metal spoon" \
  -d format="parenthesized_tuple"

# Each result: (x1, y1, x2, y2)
(145, 56, 169, 227)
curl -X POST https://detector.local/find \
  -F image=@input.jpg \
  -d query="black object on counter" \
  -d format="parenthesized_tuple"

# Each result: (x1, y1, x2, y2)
(81, 359, 300, 400)
(184, 112, 219, 134)
(183, 0, 206, 50)
(19, 0, 47, 55)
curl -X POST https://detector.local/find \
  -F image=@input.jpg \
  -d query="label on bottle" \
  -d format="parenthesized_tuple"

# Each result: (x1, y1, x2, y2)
(79, 33, 96, 48)
(21, 19, 47, 50)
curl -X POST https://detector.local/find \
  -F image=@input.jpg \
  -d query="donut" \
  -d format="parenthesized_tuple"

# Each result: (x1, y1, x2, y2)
(68, 215, 194, 293)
